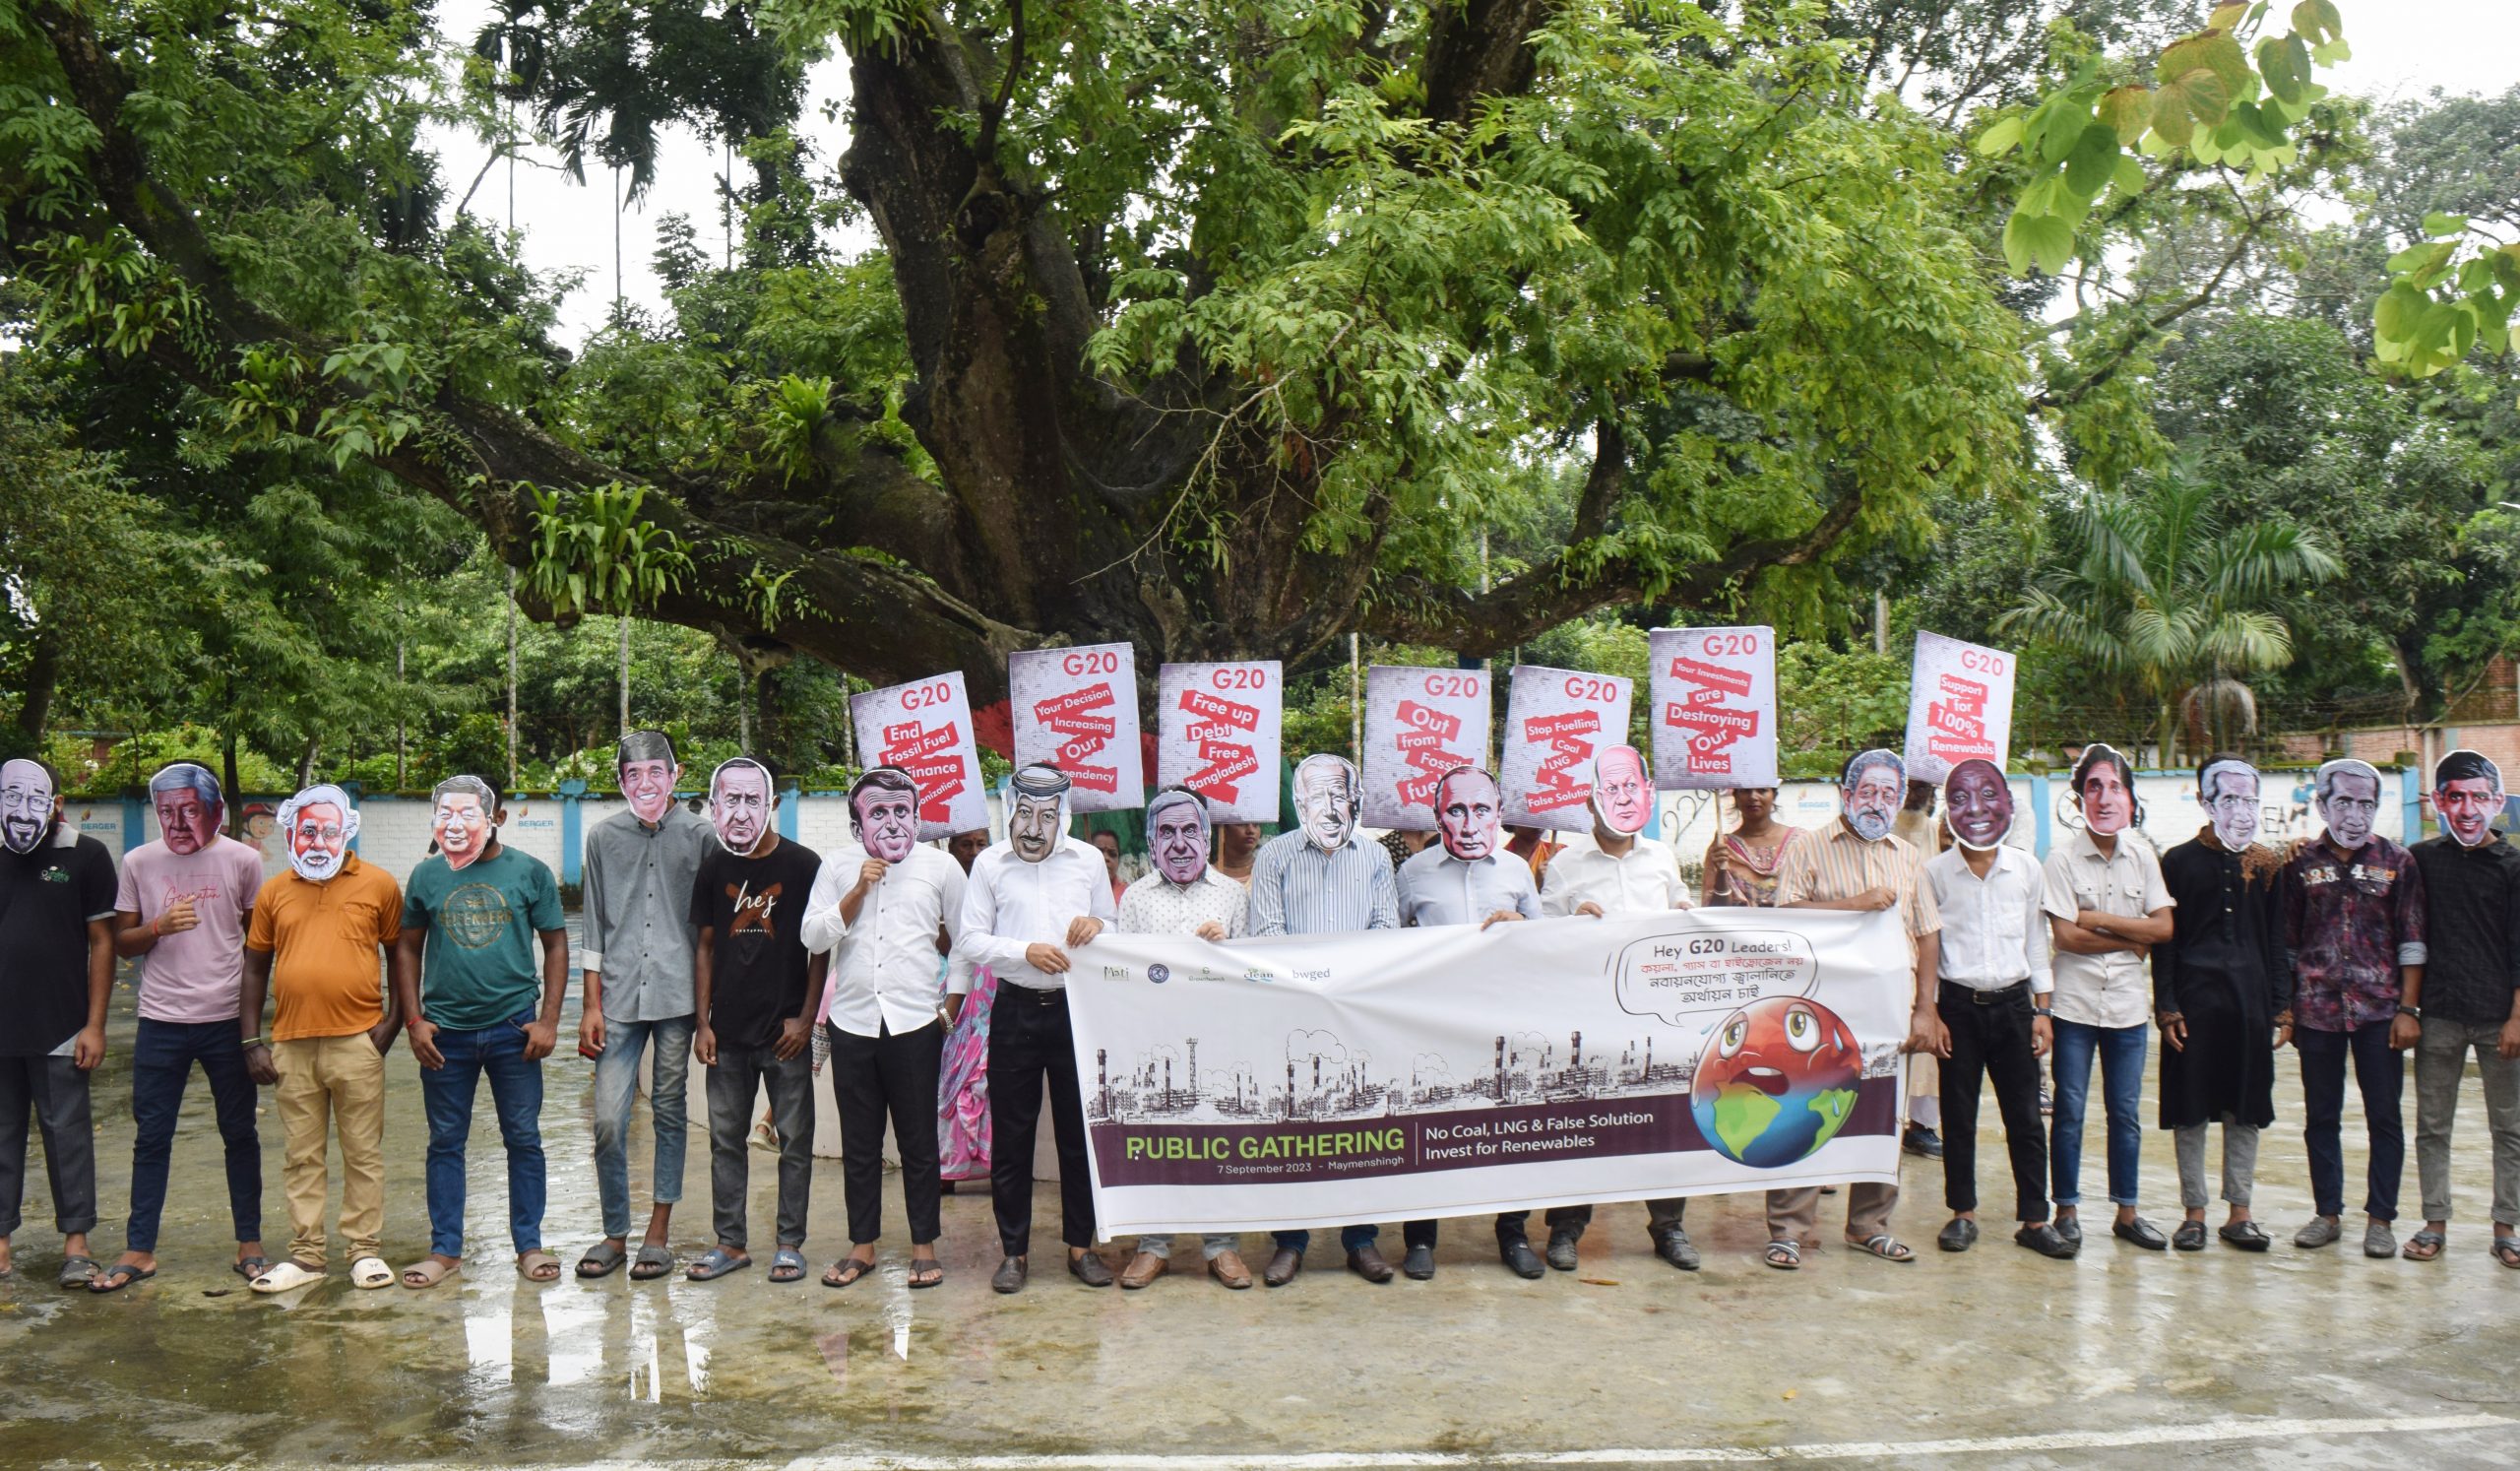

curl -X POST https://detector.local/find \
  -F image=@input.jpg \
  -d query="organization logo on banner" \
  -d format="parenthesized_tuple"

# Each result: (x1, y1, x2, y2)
(1010, 644, 1144, 813)
(1648, 626, 1778, 789)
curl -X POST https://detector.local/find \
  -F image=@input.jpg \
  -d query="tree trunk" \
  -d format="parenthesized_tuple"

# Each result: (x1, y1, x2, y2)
(295, 735, 320, 789)
(13, 627, 60, 753)
(221, 729, 242, 837)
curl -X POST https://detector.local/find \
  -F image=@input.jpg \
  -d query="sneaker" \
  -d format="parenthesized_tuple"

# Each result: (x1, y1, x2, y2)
(1902, 1124, 1944, 1160)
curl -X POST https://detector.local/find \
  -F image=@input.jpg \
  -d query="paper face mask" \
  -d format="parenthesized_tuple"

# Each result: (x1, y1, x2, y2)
(2073, 744, 2136, 838)
(431, 776, 499, 870)
(1840, 749, 1904, 843)
(2199, 758, 2261, 851)
(279, 783, 359, 882)
(709, 759, 776, 857)
(1147, 787, 1211, 885)
(618, 729, 682, 826)
(1590, 744, 1652, 837)
(1434, 766, 1504, 861)
(2433, 748, 2504, 849)
(1292, 753, 1361, 854)
(2316, 757, 2382, 850)
(849, 766, 920, 864)
(1942, 758, 2013, 852)
(1, 758, 58, 856)
(150, 762, 224, 859)
(1008, 763, 1072, 864)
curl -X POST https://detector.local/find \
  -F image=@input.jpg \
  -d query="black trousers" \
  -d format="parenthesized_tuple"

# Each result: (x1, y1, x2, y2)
(828, 1019, 945, 1246)
(1495, 1206, 1592, 1243)
(1937, 981, 2050, 1221)
(988, 988, 1094, 1256)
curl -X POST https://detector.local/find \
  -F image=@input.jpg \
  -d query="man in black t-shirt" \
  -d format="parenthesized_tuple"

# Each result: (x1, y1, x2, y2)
(0, 758, 117, 1287)
(685, 759, 827, 1284)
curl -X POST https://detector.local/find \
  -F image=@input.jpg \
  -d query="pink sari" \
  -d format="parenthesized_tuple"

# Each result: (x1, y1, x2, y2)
(938, 964, 998, 1181)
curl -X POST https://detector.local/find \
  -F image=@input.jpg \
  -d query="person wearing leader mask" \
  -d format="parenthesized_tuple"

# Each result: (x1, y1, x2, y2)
(2039, 743, 2175, 1252)
(1097, 786, 1253, 1290)
(1392, 765, 1544, 1282)
(0, 758, 115, 1289)
(97, 763, 270, 1292)
(2280, 757, 2424, 1259)
(1922, 760, 2071, 1259)
(237, 784, 409, 1294)
(800, 766, 961, 1291)
(2404, 750, 2520, 1265)
(574, 730, 711, 1284)
(951, 763, 1118, 1293)
(1541, 745, 1697, 1271)
(2152, 755, 2290, 1255)
(1245, 752, 1400, 1286)
(1763, 748, 1943, 1270)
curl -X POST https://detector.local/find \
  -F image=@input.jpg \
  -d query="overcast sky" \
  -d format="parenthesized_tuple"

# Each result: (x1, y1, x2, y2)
(420, 3, 2520, 347)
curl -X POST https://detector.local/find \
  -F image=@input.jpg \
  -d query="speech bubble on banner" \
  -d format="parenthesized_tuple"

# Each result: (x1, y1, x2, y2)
(1610, 928, 1817, 1025)
(1010, 643, 1144, 813)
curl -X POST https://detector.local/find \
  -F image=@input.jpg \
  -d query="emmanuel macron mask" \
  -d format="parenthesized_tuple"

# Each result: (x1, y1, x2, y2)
(1292, 753, 1361, 855)
(1146, 787, 1211, 885)
(849, 766, 921, 864)
(1008, 763, 1072, 864)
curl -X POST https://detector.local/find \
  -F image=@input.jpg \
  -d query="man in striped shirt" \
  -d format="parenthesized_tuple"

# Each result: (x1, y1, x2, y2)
(1247, 754, 1399, 1286)
(1766, 748, 1945, 1270)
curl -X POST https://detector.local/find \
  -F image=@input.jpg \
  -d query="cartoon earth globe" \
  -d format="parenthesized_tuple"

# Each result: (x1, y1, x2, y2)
(1688, 996, 1861, 1169)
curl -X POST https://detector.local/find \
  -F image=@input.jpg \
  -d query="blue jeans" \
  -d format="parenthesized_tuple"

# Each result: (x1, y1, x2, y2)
(2299, 1021, 2404, 1221)
(420, 1011, 546, 1258)
(2049, 1018, 2148, 1209)
(590, 1015, 693, 1240)
(125, 1018, 262, 1254)
(1274, 1223, 1435, 1254)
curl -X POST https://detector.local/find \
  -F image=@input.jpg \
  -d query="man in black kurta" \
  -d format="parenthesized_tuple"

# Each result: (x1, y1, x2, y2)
(2154, 756, 2294, 1252)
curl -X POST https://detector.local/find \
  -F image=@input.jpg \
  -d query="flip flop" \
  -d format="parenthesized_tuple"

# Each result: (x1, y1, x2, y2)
(350, 1256, 395, 1289)
(769, 1248, 807, 1284)
(577, 1241, 628, 1279)
(2491, 1237, 2520, 1269)
(1764, 1240, 1802, 1270)
(629, 1245, 675, 1280)
(401, 1257, 459, 1290)
(823, 1256, 876, 1289)
(56, 1255, 97, 1289)
(231, 1255, 270, 1281)
(89, 1262, 155, 1293)
(908, 1258, 944, 1289)
(2403, 1229, 2447, 1262)
(1848, 1234, 1915, 1262)
(686, 1247, 750, 1282)
(517, 1249, 561, 1282)
(253, 1260, 328, 1295)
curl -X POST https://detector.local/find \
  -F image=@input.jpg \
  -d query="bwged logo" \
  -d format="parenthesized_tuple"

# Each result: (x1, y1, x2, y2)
(1147, 963, 1171, 985)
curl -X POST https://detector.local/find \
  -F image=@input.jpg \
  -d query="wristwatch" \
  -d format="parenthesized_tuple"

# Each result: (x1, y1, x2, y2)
(2398, 1004, 2423, 1021)
(2032, 1005, 2052, 1017)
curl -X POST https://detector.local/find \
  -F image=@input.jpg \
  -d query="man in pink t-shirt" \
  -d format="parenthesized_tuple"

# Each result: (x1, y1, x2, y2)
(92, 763, 270, 1291)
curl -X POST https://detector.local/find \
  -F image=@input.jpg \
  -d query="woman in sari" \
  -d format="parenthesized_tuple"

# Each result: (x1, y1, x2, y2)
(937, 829, 996, 1186)
(1701, 786, 1805, 907)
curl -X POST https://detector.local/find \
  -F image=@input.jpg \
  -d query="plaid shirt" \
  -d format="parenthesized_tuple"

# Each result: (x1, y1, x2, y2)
(2282, 835, 2428, 1033)
(1774, 818, 1940, 967)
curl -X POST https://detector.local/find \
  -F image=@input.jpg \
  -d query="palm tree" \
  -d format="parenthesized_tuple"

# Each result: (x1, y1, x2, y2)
(2000, 460, 2342, 768)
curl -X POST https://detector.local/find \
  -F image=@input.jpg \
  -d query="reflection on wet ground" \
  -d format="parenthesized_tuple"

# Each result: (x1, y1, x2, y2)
(5, 969, 2519, 1466)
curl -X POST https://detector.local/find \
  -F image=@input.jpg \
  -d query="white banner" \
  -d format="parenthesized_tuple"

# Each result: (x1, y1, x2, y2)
(1156, 661, 1283, 823)
(1648, 626, 1778, 789)
(1009, 644, 1144, 812)
(849, 672, 988, 839)
(1903, 631, 2017, 785)
(1498, 665, 1634, 832)
(1066, 909, 1909, 1236)
(1360, 666, 1493, 831)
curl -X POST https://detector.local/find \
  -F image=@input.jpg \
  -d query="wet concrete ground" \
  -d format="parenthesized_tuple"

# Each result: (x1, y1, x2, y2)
(4, 972, 2517, 1468)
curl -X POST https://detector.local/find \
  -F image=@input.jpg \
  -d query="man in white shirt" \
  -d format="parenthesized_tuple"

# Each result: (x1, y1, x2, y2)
(952, 763, 1118, 1293)
(1925, 759, 2072, 1259)
(1396, 765, 1542, 1280)
(1540, 745, 1697, 1270)
(802, 766, 966, 1291)
(2041, 743, 2176, 1251)
(1098, 788, 1251, 1290)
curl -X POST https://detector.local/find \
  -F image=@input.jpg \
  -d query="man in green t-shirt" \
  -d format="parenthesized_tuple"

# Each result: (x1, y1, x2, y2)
(392, 776, 568, 1289)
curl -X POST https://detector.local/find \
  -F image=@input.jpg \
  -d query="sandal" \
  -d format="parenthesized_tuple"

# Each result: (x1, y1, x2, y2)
(517, 1249, 561, 1282)
(769, 1248, 806, 1284)
(401, 1256, 460, 1290)
(2490, 1237, 2520, 1269)
(686, 1247, 750, 1282)
(253, 1260, 327, 1294)
(56, 1255, 97, 1289)
(89, 1262, 155, 1293)
(1764, 1240, 1802, 1270)
(823, 1255, 876, 1289)
(1848, 1234, 1915, 1262)
(577, 1241, 628, 1279)
(908, 1257, 944, 1289)
(232, 1254, 270, 1282)
(629, 1244, 675, 1280)
(2403, 1229, 2447, 1262)
(350, 1256, 395, 1289)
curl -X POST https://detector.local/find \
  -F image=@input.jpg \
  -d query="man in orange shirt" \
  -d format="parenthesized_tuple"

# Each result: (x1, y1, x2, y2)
(237, 784, 410, 1294)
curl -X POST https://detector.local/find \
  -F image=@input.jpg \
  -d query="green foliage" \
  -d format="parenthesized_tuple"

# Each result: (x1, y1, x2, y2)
(524, 482, 694, 617)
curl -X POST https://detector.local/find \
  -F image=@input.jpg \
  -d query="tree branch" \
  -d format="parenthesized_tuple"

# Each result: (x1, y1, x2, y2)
(1418, 0, 1557, 127)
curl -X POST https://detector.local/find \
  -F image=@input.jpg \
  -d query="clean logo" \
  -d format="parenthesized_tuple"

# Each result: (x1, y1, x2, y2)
(1147, 963, 1171, 985)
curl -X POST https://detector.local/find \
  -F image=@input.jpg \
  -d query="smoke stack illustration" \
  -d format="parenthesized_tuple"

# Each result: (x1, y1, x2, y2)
(1098, 1048, 1109, 1116)
(1188, 1039, 1198, 1101)
(1494, 1035, 1506, 1102)
(1286, 1057, 1296, 1120)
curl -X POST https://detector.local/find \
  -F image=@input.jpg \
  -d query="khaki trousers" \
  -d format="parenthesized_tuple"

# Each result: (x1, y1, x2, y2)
(1766, 1182, 1898, 1245)
(274, 1034, 387, 1268)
